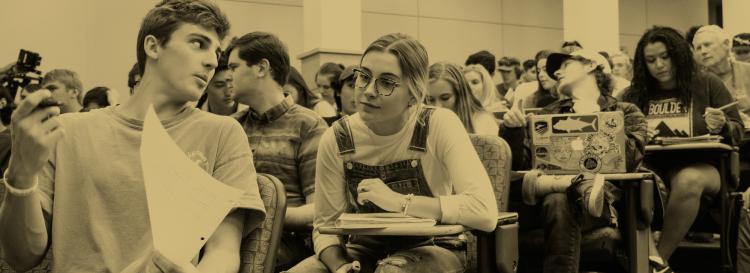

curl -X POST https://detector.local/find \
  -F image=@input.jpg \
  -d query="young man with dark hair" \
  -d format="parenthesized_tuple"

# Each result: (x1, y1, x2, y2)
(501, 49, 653, 273)
(465, 50, 497, 77)
(0, 1, 266, 272)
(41, 69, 84, 113)
(196, 53, 239, 116)
(226, 31, 328, 271)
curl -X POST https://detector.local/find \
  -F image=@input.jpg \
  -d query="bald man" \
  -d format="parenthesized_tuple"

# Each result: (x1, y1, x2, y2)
(693, 25, 750, 127)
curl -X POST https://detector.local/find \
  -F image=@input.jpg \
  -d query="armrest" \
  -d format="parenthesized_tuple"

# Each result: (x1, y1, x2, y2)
(731, 150, 741, 189)
(607, 174, 655, 226)
(640, 179, 654, 226)
(471, 212, 519, 273)
(470, 212, 519, 237)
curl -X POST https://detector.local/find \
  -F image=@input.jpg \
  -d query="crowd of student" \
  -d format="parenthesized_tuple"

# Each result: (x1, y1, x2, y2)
(0, 0, 749, 273)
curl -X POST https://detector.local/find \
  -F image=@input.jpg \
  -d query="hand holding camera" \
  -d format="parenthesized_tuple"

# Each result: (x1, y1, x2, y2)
(6, 89, 64, 188)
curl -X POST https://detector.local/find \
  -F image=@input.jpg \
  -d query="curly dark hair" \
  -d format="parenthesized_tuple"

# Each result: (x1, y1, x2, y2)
(623, 26, 695, 112)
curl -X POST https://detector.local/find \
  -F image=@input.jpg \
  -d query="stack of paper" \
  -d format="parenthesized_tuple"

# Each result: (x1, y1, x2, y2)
(653, 134, 723, 145)
(141, 105, 244, 264)
(334, 213, 437, 229)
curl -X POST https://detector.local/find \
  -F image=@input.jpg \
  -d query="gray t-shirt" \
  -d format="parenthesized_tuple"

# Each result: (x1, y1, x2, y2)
(37, 107, 266, 272)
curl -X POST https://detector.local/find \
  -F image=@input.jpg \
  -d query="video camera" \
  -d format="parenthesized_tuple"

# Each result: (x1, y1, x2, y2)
(1, 49, 43, 100)
(0, 49, 61, 109)
(16, 49, 42, 75)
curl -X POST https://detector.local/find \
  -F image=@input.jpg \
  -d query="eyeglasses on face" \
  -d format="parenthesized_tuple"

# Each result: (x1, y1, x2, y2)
(352, 68, 401, 97)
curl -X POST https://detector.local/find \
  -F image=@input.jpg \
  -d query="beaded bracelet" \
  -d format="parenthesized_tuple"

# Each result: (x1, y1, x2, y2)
(2, 171, 38, 197)
(401, 193, 415, 216)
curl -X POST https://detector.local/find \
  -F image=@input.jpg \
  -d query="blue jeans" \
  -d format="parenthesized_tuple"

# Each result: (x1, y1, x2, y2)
(275, 232, 313, 271)
(511, 181, 618, 273)
(285, 243, 464, 273)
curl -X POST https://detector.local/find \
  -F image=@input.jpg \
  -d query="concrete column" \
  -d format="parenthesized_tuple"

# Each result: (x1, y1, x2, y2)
(563, 0, 620, 53)
(299, 0, 362, 88)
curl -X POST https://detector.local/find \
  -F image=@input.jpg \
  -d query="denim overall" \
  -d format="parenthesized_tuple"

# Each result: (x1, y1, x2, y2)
(333, 108, 435, 250)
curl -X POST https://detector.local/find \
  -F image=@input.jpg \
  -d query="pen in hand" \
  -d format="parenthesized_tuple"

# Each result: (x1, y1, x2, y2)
(716, 101, 739, 111)
(703, 101, 739, 117)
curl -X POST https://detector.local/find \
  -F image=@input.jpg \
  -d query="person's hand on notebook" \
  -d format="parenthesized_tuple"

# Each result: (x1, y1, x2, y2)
(504, 98, 529, 128)
(356, 178, 403, 212)
(647, 127, 660, 142)
(704, 107, 726, 134)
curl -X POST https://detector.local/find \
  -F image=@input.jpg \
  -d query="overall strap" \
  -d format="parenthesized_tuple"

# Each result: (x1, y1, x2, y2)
(333, 116, 356, 155)
(408, 107, 435, 152)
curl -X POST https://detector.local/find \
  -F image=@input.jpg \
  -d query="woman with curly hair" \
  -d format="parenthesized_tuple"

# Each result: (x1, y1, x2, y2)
(427, 62, 499, 135)
(621, 26, 744, 265)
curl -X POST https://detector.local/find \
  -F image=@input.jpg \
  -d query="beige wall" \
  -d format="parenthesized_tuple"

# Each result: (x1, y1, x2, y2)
(0, 0, 709, 102)
(0, 0, 306, 102)
(619, 0, 709, 57)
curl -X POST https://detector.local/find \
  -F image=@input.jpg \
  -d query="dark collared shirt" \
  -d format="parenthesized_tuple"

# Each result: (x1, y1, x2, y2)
(233, 96, 328, 207)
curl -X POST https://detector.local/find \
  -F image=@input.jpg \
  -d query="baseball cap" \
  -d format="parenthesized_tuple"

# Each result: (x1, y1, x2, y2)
(338, 65, 357, 82)
(733, 33, 750, 49)
(545, 49, 612, 81)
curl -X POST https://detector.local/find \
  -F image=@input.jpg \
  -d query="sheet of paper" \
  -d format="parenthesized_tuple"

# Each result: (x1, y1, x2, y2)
(140, 105, 243, 263)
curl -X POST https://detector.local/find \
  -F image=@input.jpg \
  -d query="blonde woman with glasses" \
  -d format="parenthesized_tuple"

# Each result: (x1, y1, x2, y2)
(287, 33, 497, 273)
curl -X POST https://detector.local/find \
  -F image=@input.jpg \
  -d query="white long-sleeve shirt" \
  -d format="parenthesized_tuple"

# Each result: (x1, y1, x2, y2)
(312, 107, 498, 256)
